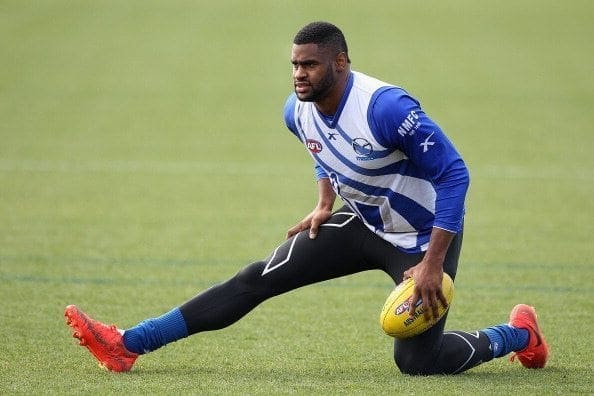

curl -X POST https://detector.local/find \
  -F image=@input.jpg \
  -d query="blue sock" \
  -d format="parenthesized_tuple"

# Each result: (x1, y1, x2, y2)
(482, 324, 529, 358)
(123, 308, 189, 354)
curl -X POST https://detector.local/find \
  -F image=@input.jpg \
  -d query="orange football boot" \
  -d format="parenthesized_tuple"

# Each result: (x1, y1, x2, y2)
(65, 305, 138, 372)
(508, 304, 549, 368)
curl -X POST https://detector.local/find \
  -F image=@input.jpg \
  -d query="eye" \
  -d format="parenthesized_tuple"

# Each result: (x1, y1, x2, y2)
(291, 61, 318, 70)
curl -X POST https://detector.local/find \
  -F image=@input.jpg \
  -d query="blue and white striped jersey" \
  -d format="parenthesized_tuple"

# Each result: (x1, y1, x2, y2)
(284, 71, 469, 253)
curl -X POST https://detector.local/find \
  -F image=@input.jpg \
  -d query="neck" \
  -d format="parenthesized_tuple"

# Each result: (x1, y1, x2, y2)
(315, 70, 350, 116)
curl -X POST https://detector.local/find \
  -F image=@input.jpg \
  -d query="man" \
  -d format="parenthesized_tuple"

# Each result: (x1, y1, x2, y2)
(65, 21, 548, 375)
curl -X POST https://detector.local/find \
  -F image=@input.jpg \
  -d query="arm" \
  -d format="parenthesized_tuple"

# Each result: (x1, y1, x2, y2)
(370, 88, 469, 234)
(403, 227, 455, 320)
(283, 93, 337, 239)
(286, 177, 336, 239)
(370, 89, 469, 320)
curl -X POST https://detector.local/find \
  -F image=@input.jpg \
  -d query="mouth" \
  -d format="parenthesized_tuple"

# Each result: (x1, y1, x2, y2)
(294, 82, 310, 94)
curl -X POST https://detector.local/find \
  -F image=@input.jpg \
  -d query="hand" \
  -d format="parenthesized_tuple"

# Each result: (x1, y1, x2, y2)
(403, 261, 448, 322)
(286, 207, 332, 239)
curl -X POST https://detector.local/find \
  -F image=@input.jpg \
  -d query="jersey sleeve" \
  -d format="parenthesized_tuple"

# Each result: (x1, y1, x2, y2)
(368, 88, 469, 233)
(283, 93, 301, 141)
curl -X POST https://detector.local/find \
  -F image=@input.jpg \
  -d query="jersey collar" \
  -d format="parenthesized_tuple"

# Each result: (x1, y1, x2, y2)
(317, 72, 354, 129)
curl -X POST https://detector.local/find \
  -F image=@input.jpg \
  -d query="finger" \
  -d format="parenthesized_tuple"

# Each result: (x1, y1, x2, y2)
(408, 288, 420, 316)
(422, 290, 433, 321)
(286, 223, 305, 239)
(309, 219, 321, 239)
(402, 269, 412, 280)
(431, 293, 440, 320)
(437, 289, 448, 311)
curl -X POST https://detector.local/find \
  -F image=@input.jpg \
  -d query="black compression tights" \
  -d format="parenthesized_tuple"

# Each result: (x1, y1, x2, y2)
(179, 208, 493, 375)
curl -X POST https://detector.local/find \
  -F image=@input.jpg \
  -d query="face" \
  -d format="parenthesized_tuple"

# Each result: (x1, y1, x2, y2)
(291, 43, 338, 103)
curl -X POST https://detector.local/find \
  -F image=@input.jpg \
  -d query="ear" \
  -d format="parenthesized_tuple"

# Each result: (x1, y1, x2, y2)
(334, 52, 348, 71)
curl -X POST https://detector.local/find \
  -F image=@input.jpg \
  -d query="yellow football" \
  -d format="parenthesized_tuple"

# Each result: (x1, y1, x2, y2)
(379, 273, 454, 338)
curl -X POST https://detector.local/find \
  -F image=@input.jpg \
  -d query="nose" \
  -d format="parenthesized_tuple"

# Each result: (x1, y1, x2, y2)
(293, 64, 306, 80)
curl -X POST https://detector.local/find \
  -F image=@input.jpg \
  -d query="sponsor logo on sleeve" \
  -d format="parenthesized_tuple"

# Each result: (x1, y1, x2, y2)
(397, 110, 421, 137)
(420, 131, 435, 153)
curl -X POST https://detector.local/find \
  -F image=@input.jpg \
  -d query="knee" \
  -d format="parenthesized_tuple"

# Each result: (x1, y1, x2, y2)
(232, 261, 274, 296)
(235, 261, 263, 283)
(233, 261, 264, 287)
(394, 354, 419, 376)
(394, 350, 436, 376)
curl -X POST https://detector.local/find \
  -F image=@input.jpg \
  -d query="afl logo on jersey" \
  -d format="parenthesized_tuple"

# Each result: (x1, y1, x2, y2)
(306, 139, 323, 153)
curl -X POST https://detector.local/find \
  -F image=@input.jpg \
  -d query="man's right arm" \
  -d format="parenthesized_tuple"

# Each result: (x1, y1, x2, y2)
(286, 177, 336, 240)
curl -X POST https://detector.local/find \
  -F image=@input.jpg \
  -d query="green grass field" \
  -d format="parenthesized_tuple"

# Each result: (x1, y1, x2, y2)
(1, 0, 593, 394)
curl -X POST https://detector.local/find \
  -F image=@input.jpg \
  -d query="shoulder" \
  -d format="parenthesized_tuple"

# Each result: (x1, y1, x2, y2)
(284, 92, 298, 114)
(283, 93, 299, 136)
(370, 86, 420, 119)
(365, 83, 423, 147)
(349, 71, 420, 121)
(351, 70, 388, 88)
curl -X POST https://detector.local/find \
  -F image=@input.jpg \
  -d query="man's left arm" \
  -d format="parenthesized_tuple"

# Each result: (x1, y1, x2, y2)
(370, 88, 470, 320)
(403, 227, 454, 320)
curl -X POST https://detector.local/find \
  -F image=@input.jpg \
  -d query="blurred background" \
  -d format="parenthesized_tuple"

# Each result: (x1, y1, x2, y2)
(1, 1, 592, 393)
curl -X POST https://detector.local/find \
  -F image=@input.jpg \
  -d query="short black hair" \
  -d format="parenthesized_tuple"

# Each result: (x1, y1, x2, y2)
(293, 21, 351, 63)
